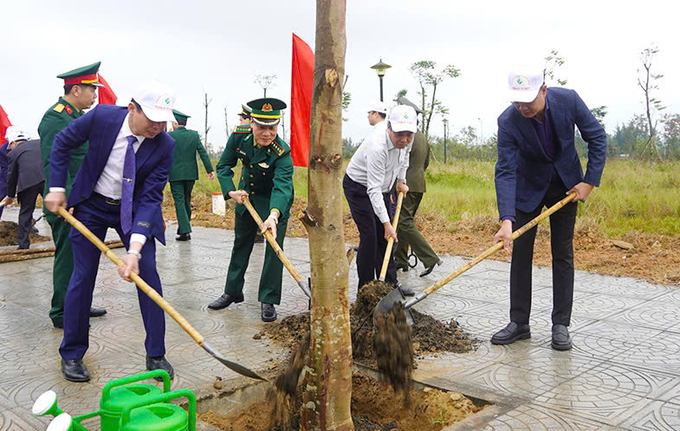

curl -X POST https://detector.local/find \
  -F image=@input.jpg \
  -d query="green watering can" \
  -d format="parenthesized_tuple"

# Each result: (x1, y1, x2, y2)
(32, 370, 195, 431)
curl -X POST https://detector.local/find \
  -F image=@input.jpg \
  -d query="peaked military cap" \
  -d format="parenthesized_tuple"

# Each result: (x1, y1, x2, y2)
(57, 61, 104, 87)
(239, 103, 252, 119)
(172, 109, 190, 122)
(248, 98, 287, 126)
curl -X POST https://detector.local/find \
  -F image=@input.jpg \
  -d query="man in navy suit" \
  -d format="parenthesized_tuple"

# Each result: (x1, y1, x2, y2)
(491, 68, 607, 350)
(44, 81, 177, 382)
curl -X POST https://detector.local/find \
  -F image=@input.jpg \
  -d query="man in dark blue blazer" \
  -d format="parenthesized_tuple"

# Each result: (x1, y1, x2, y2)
(44, 81, 177, 382)
(491, 69, 607, 350)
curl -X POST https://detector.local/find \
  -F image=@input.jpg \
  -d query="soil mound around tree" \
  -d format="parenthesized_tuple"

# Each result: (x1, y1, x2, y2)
(199, 372, 482, 431)
(261, 280, 478, 362)
(0, 221, 50, 247)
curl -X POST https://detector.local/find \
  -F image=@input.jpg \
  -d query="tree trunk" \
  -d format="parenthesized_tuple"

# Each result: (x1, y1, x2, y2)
(300, 1, 353, 430)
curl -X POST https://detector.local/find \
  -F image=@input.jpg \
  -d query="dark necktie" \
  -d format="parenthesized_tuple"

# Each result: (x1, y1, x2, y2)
(121, 136, 137, 233)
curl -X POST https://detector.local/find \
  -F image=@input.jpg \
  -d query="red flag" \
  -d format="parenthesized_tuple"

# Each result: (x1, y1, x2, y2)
(98, 75, 118, 105)
(290, 33, 314, 168)
(0, 104, 11, 143)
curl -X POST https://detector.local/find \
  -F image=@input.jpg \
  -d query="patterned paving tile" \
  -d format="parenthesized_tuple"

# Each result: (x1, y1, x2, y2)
(618, 400, 680, 431)
(479, 403, 620, 430)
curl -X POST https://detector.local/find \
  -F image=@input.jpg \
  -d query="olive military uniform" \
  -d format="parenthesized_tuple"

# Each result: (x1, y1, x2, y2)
(168, 126, 213, 235)
(217, 125, 294, 305)
(393, 130, 439, 271)
(38, 97, 89, 326)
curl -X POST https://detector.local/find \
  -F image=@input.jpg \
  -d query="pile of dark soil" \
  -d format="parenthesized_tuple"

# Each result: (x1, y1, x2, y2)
(199, 372, 481, 431)
(0, 221, 50, 247)
(373, 301, 414, 397)
(261, 281, 478, 363)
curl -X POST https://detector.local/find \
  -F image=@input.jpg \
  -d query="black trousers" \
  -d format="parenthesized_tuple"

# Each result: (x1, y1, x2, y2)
(510, 180, 578, 326)
(16, 182, 44, 249)
(343, 174, 397, 289)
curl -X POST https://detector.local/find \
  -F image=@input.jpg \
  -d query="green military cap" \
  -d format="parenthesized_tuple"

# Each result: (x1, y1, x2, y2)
(239, 103, 252, 119)
(248, 98, 287, 126)
(172, 109, 190, 122)
(57, 61, 105, 87)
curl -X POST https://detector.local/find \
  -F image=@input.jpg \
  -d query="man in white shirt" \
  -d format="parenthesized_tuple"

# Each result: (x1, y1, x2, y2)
(343, 105, 417, 294)
(367, 101, 388, 126)
(44, 81, 177, 383)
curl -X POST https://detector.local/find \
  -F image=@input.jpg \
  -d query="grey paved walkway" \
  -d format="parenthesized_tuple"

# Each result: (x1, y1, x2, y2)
(0, 206, 679, 430)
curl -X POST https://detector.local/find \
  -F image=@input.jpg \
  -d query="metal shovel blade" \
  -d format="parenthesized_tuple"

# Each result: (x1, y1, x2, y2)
(373, 287, 414, 326)
(201, 340, 267, 381)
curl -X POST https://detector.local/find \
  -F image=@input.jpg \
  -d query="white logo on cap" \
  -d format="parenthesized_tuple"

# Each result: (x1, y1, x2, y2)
(511, 75, 531, 90)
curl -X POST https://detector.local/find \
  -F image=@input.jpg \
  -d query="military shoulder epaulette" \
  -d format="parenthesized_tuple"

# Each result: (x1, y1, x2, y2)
(270, 141, 285, 156)
(53, 104, 65, 113)
(233, 125, 251, 134)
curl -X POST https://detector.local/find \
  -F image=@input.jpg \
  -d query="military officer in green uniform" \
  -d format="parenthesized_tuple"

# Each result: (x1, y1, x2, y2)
(38, 62, 108, 328)
(208, 98, 294, 322)
(168, 109, 215, 241)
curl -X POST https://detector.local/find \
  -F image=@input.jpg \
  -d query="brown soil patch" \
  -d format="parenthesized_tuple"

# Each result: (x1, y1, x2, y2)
(165, 194, 680, 285)
(199, 372, 481, 431)
(0, 221, 50, 247)
(261, 281, 478, 365)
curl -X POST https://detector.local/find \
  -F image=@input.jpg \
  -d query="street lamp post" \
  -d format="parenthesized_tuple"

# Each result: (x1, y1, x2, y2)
(370, 59, 391, 102)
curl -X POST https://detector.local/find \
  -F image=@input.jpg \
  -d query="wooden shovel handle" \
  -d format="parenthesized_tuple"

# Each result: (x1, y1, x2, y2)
(379, 191, 405, 281)
(57, 207, 205, 345)
(423, 193, 577, 296)
(242, 197, 302, 283)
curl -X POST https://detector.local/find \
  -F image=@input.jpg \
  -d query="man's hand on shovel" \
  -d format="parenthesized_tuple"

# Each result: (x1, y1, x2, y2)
(494, 219, 513, 252)
(262, 212, 278, 238)
(118, 242, 142, 282)
(44, 191, 68, 214)
(228, 190, 249, 205)
(567, 182, 594, 202)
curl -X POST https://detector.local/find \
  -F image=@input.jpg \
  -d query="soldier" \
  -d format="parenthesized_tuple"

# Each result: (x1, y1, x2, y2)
(38, 62, 107, 329)
(208, 98, 294, 322)
(168, 109, 215, 241)
(237, 103, 265, 244)
(237, 104, 252, 125)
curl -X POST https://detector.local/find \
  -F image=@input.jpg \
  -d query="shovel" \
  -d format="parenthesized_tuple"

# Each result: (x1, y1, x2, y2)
(373, 193, 577, 323)
(378, 191, 404, 282)
(242, 196, 311, 298)
(57, 207, 266, 382)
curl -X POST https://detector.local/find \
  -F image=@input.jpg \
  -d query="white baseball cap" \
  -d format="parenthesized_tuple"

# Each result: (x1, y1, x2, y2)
(388, 105, 418, 133)
(507, 69, 545, 103)
(5, 126, 29, 143)
(367, 101, 388, 115)
(133, 81, 176, 123)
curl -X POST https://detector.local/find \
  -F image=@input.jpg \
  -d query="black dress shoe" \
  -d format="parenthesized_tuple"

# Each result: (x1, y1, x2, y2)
(394, 281, 415, 297)
(31, 226, 39, 234)
(551, 324, 572, 350)
(90, 307, 107, 317)
(53, 321, 63, 329)
(176, 233, 191, 241)
(261, 303, 277, 322)
(419, 259, 443, 277)
(491, 322, 531, 345)
(61, 359, 90, 382)
(208, 293, 244, 310)
(146, 355, 174, 380)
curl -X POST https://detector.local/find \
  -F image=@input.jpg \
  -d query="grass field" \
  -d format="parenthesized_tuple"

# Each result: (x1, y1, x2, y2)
(186, 158, 680, 238)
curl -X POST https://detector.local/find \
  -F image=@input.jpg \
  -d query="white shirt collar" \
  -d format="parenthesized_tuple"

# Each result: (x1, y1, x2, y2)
(120, 113, 146, 145)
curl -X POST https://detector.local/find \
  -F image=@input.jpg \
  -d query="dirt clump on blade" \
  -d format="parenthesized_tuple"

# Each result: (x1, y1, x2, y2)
(373, 301, 414, 398)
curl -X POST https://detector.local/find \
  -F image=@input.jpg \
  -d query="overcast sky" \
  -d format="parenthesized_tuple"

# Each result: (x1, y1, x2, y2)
(3, 0, 679, 151)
